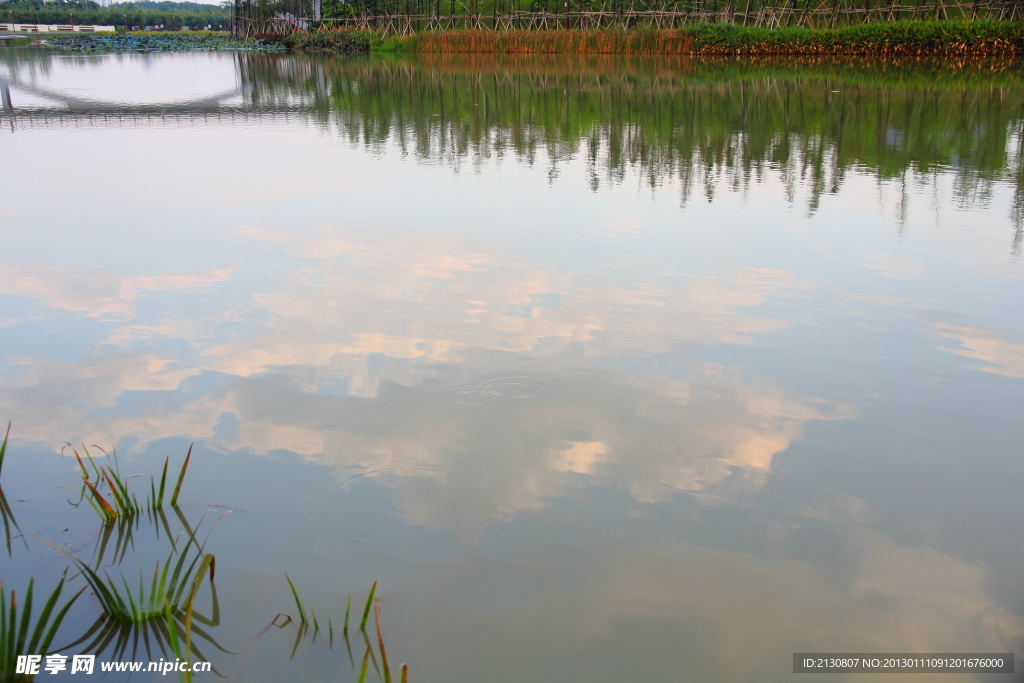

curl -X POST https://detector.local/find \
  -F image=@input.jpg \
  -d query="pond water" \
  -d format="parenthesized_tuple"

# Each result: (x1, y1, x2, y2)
(0, 49, 1022, 682)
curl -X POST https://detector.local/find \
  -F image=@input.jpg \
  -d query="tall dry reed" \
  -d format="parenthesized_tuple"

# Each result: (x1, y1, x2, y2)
(404, 28, 696, 53)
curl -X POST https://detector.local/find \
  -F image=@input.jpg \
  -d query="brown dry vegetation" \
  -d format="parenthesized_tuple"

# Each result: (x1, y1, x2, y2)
(406, 28, 697, 53)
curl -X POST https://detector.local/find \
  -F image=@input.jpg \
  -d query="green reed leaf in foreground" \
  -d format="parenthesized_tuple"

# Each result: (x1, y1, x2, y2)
(170, 444, 192, 506)
(0, 421, 10, 479)
(0, 573, 84, 680)
(284, 574, 307, 625)
(360, 581, 377, 632)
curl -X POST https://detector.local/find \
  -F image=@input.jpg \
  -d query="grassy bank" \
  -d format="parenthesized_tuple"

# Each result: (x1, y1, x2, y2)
(281, 20, 1024, 54)
(389, 21, 1024, 54)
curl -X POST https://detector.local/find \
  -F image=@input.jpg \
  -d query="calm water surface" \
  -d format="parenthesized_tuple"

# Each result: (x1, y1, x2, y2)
(1, 50, 1023, 682)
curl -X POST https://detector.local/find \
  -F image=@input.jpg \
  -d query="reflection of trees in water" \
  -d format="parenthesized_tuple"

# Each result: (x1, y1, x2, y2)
(238, 53, 1024, 252)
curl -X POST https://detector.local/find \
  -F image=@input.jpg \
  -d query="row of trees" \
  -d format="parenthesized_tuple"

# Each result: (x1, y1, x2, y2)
(1, 0, 230, 29)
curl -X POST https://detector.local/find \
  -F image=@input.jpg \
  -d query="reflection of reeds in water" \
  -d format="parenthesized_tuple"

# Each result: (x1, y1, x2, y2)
(70, 444, 192, 522)
(0, 487, 22, 558)
(4, 426, 408, 681)
(71, 539, 213, 625)
(59, 580, 229, 680)
(0, 573, 84, 682)
(405, 28, 696, 54)
(54, 507, 230, 682)
(0, 422, 8, 479)
(0, 423, 25, 557)
(90, 506, 172, 567)
(280, 577, 407, 680)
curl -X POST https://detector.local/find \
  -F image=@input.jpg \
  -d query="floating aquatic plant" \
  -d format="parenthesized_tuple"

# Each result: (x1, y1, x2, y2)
(47, 34, 284, 53)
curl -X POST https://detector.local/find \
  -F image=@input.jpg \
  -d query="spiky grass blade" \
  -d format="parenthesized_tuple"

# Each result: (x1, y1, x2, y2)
(0, 421, 9, 478)
(84, 479, 117, 519)
(0, 573, 83, 679)
(170, 444, 192, 506)
(76, 446, 191, 521)
(156, 457, 169, 508)
(31, 581, 84, 657)
(284, 574, 307, 625)
(359, 582, 376, 632)
(400, 664, 408, 683)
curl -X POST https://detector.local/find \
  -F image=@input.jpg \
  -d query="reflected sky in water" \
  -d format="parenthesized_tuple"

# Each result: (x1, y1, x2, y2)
(1, 50, 1023, 682)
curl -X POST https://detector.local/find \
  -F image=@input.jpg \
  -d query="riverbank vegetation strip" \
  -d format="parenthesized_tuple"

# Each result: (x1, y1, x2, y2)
(286, 21, 1024, 53)
(2, 0, 229, 32)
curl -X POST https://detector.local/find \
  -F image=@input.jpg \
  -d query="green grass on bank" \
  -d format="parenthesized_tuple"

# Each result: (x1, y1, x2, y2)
(391, 20, 1024, 53)
(280, 20, 1024, 53)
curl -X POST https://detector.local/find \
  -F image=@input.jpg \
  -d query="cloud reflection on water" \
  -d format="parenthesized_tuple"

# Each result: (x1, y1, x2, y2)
(0, 264, 234, 320)
(1, 52, 1023, 681)
(0, 224, 849, 538)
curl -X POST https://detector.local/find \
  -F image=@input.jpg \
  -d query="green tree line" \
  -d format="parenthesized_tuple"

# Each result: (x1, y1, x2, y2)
(1, 0, 229, 29)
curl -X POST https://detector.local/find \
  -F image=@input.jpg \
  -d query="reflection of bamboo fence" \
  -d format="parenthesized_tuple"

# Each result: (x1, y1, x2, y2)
(237, 1, 1019, 37)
